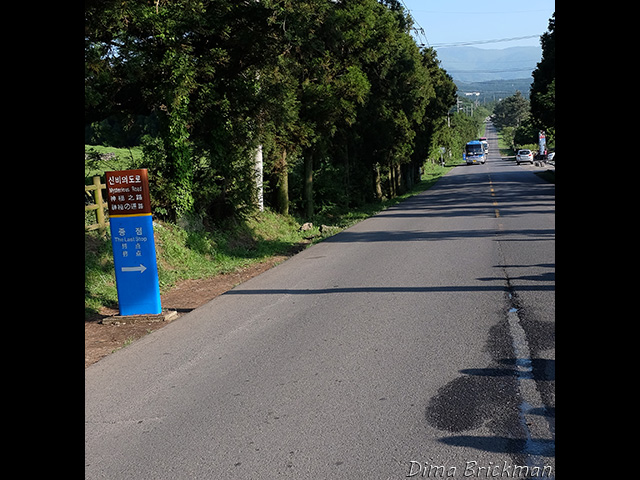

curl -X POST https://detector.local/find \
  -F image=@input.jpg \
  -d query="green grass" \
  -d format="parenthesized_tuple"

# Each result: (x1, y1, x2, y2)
(307, 161, 459, 229)
(85, 145, 142, 179)
(85, 161, 457, 319)
(496, 130, 514, 157)
(85, 212, 321, 318)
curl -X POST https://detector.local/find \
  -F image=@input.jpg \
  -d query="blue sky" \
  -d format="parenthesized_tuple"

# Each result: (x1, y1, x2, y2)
(399, 0, 555, 50)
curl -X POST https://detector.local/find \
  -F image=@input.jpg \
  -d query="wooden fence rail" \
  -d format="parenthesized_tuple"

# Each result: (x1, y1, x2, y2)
(85, 175, 109, 231)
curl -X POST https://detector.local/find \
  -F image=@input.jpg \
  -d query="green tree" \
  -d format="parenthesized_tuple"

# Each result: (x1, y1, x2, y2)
(351, 3, 448, 200)
(530, 12, 555, 137)
(85, 0, 458, 222)
(492, 91, 530, 130)
(413, 48, 457, 170)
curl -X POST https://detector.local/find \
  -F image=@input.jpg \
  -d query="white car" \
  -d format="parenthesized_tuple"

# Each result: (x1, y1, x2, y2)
(516, 149, 533, 165)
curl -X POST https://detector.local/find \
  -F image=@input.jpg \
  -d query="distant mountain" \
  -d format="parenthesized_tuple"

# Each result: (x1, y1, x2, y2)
(435, 46, 541, 82)
(454, 78, 533, 104)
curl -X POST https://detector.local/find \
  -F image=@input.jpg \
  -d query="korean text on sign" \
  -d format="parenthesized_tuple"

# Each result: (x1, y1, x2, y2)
(105, 169, 152, 216)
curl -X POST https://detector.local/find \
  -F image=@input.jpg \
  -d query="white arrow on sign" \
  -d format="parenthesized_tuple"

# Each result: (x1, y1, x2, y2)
(121, 264, 147, 273)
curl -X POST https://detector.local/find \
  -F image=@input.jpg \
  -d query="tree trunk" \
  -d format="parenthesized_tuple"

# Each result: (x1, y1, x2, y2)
(274, 147, 289, 215)
(395, 163, 403, 195)
(304, 153, 313, 219)
(374, 163, 383, 200)
(343, 142, 350, 208)
(388, 161, 395, 198)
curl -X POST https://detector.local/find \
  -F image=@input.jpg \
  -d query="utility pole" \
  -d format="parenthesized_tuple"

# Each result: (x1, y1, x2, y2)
(254, 144, 264, 212)
(253, 0, 264, 212)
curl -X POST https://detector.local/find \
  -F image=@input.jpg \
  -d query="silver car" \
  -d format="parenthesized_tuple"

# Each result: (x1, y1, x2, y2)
(516, 149, 533, 165)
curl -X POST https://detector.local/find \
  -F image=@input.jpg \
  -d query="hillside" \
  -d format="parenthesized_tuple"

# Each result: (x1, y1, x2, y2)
(454, 78, 533, 104)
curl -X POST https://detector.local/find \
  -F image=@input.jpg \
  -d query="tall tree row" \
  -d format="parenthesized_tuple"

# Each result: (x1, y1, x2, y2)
(530, 12, 555, 139)
(85, 0, 461, 222)
(490, 12, 555, 150)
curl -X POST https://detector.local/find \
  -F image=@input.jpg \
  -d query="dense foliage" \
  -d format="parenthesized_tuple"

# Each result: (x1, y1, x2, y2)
(86, 0, 474, 222)
(530, 12, 555, 140)
(490, 12, 555, 152)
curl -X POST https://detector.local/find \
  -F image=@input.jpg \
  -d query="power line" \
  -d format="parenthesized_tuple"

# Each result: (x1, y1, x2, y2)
(443, 58, 538, 65)
(399, 0, 430, 48)
(408, 9, 550, 15)
(446, 68, 534, 74)
(431, 35, 539, 48)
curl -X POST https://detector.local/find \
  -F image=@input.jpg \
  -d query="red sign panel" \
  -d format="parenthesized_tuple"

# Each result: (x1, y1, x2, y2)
(105, 169, 152, 216)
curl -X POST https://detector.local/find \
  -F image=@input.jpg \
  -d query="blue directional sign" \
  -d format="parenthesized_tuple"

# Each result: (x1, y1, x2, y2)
(106, 169, 161, 316)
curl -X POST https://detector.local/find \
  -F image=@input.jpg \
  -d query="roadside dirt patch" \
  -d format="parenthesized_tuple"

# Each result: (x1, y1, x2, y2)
(85, 253, 291, 368)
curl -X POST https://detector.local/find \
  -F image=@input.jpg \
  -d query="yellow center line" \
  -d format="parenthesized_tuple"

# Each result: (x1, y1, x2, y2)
(489, 178, 500, 218)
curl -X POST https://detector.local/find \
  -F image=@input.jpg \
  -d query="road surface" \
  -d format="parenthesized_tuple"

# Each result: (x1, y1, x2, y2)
(85, 122, 555, 479)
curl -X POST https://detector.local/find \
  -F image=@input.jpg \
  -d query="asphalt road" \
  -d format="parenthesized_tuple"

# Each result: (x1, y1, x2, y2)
(85, 122, 555, 479)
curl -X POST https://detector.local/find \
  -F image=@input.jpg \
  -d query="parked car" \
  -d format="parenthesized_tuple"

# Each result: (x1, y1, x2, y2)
(546, 151, 555, 162)
(516, 149, 533, 165)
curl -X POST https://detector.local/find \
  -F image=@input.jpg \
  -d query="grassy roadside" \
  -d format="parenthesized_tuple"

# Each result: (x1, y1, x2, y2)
(496, 129, 514, 157)
(85, 161, 456, 319)
(85, 145, 143, 178)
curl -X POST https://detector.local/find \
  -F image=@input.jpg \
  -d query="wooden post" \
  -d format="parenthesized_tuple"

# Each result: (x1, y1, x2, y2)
(93, 175, 106, 229)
